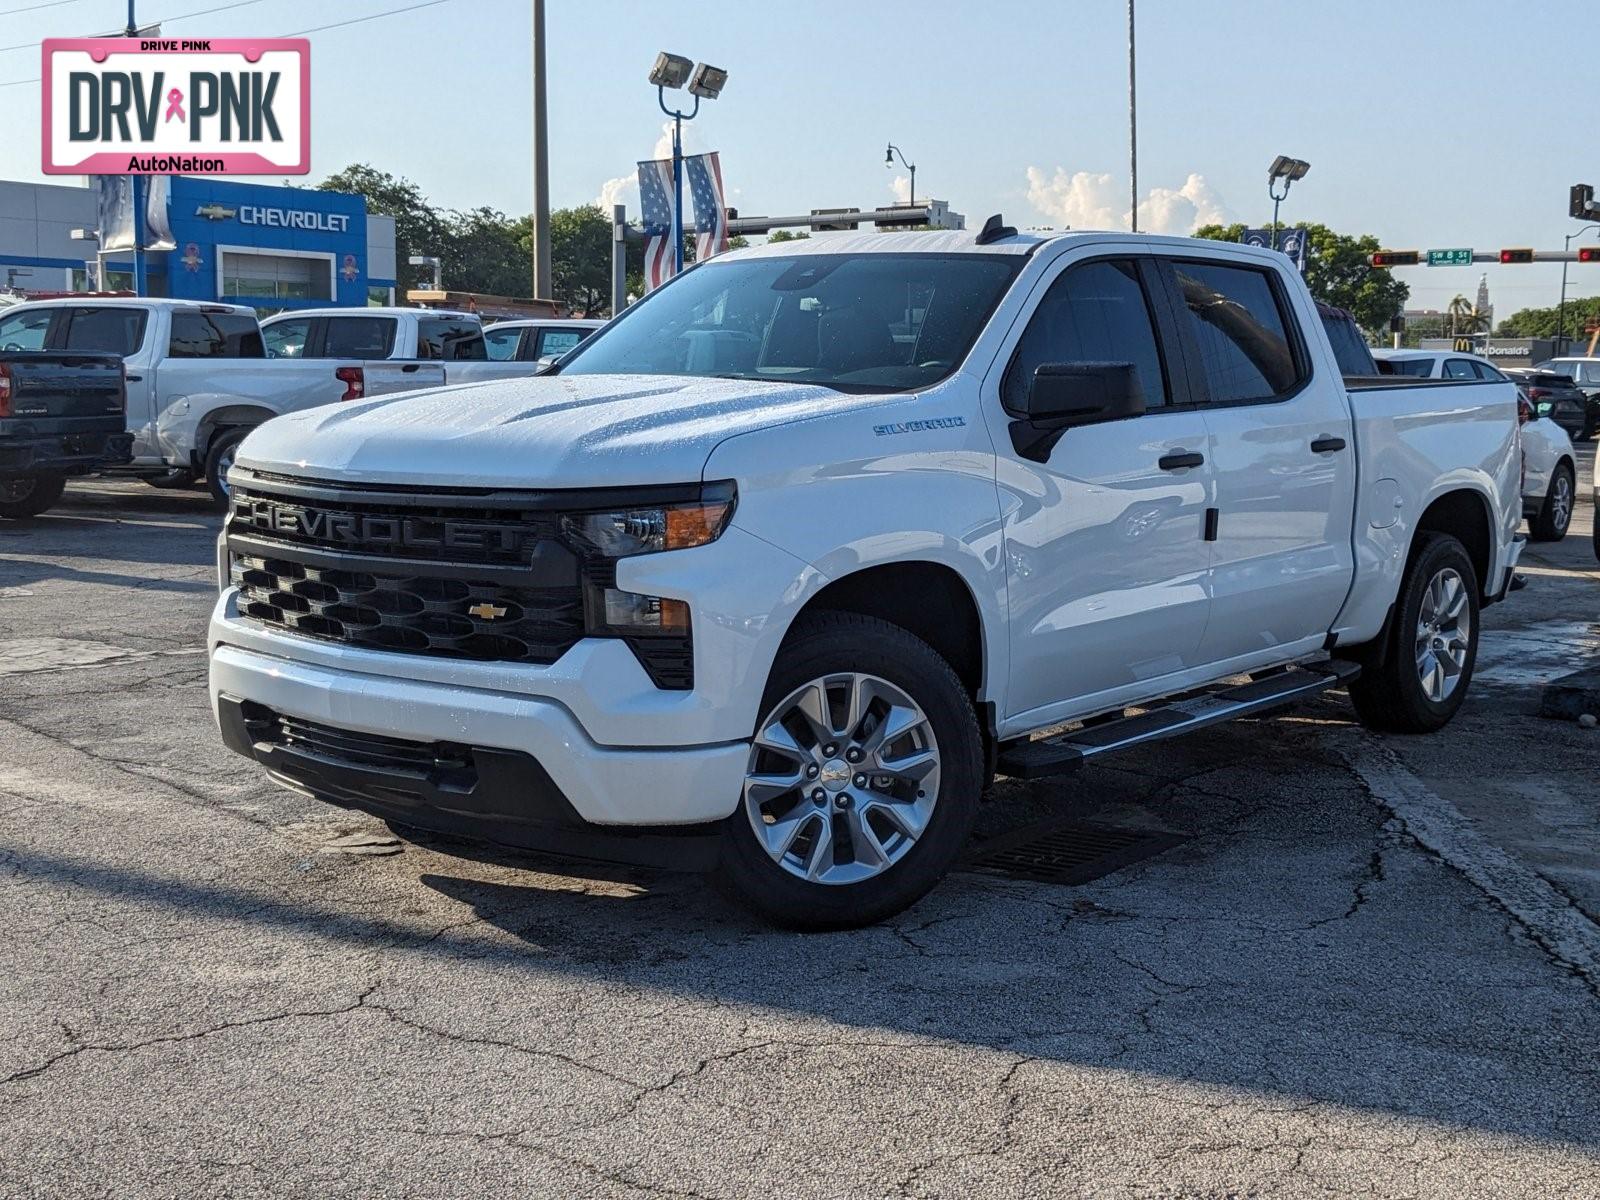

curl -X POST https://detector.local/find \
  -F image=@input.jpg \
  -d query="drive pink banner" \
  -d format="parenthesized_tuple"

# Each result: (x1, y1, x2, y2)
(41, 38, 310, 175)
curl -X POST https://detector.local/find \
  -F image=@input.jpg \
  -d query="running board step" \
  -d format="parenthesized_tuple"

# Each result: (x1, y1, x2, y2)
(995, 661, 1361, 780)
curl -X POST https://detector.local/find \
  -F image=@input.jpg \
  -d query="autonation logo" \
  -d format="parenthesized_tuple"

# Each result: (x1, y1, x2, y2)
(41, 37, 310, 175)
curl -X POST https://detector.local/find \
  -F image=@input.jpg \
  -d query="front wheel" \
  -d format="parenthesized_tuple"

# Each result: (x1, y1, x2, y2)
(204, 428, 251, 512)
(1529, 463, 1574, 542)
(1348, 533, 1480, 734)
(0, 475, 67, 519)
(716, 613, 983, 930)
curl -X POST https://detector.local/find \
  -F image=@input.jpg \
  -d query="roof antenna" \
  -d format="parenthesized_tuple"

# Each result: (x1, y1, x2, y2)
(975, 213, 1017, 245)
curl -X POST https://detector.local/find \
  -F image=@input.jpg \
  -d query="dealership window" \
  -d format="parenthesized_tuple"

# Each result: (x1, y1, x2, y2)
(220, 250, 332, 302)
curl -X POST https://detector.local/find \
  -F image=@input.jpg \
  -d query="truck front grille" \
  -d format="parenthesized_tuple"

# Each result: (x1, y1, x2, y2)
(232, 552, 584, 665)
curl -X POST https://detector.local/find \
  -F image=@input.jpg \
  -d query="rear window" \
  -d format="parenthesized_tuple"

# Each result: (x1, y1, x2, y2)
(0, 307, 52, 352)
(537, 328, 588, 359)
(1384, 358, 1434, 377)
(324, 316, 396, 359)
(417, 317, 486, 361)
(60, 307, 148, 357)
(168, 310, 264, 358)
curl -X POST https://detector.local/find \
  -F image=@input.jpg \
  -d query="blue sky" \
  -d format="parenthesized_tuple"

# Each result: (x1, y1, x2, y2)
(2, 0, 1594, 314)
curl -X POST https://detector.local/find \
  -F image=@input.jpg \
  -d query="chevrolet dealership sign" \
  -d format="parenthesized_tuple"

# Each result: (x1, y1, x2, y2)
(42, 38, 309, 175)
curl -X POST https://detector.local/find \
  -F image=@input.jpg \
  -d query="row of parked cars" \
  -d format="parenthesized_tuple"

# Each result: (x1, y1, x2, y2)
(0, 298, 601, 515)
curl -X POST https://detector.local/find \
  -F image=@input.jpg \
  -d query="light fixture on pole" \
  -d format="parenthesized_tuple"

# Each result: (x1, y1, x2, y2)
(885, 143, 916, 208)
(650, 51, 728, 274)
(408, 255, 443, 292)
(1557, 224, 1600, 345)
(1267, 156, 1310, 251)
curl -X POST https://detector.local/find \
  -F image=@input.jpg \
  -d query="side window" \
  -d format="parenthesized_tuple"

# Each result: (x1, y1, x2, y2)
(1443, 359, 1477, 380)
(324, 317, 395, 359)
(263, 318, 313, 359)
(0, 308, 53, 352)
(1473, 362, 1507, 382)
(60, 307, 147, 357)
(417, 318, 486, 361)
(1002, 259, 1168, 413)
(535, 329, 586, 360)
(167, 311, 263, 358)
(483, 326, 524, 361)
(1171, 261, 1302, 403)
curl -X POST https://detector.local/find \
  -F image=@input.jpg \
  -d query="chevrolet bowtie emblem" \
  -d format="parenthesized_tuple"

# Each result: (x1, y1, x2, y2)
(468, 603, 508, 621)
(195, 204, 237, 220)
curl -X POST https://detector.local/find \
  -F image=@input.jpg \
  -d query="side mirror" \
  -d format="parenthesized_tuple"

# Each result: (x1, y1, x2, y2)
(1010, 362, 1146, 461)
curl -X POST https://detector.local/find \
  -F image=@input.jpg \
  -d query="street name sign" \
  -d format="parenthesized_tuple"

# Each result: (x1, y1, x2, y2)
(1427, 248, 1472, 266)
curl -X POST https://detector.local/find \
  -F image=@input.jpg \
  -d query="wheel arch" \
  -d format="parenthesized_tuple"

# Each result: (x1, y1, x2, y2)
(194, 404, 278, 466)
(1411, 486, 1494, 597)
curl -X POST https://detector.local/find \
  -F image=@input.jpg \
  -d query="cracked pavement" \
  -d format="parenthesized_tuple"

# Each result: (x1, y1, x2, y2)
(1, 466, 1598, 1199)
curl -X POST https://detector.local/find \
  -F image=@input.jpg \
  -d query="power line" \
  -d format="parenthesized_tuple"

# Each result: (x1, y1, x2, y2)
(2, 0, 270, 54)
(0, 0, 87, 17)
(278, 0, 452, 37)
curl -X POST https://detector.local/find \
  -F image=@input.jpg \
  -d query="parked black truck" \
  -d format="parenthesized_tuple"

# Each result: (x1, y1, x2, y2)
(0, 350, 131, 518)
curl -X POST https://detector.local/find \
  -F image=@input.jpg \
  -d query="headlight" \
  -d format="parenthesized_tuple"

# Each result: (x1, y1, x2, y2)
(566, 481, 735, 557)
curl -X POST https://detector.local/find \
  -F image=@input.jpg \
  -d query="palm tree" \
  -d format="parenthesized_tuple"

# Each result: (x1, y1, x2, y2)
(1447, 295, 1490, 336)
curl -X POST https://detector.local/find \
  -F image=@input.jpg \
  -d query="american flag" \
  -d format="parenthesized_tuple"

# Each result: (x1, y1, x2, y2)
(685, 152, 729, 263)
(636, 157, 678, 292)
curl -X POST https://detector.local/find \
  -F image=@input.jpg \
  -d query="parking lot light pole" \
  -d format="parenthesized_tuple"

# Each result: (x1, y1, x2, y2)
(125, 0, 147, 296)
(649, 53, 727, 275)
(1556, 224, 1600, 345)
(1267, 155, 1310, 250)
(885, 144, 916, 208)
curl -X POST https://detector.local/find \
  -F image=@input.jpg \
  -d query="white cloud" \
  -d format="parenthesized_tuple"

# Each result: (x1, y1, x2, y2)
(1024, 167, 1234, 235)
(889, 174, 912, 204)
(596, 173, 634, 213)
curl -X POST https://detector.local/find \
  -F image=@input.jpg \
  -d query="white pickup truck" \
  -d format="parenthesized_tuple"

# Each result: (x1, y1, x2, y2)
(208, 226, 1524, 928)
(259, 307, 552, 384)
(0, 298, 445, 509)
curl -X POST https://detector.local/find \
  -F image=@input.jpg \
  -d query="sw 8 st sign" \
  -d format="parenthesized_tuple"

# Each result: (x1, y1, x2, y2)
(42, 38, 309, 175)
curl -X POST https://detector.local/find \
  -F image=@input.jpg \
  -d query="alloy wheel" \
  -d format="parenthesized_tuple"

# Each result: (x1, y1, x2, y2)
(743, 671, 940, 886)
(0, 479, 36, 503)
(1551, 474, 1573, 532)
(1414, 567, 1471, 703)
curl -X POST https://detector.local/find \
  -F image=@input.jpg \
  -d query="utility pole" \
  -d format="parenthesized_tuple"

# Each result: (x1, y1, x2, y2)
(530, 0, 552, 300)
(1128, 0, 1138, 233)
(126, 0, 147, 296)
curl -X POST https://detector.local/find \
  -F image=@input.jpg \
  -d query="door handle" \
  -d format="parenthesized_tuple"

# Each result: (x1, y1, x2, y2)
(125, 373, 143, 382)
(1310, 436, 1347, 453)
(401, 363, 421, 373)
(1158, 450, 1205, 471)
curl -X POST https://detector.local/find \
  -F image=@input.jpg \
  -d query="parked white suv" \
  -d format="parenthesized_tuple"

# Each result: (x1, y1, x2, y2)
(483, 318, 604, 366)
(1375, 349, 1577, 541)
(211, 227, 1523, 927)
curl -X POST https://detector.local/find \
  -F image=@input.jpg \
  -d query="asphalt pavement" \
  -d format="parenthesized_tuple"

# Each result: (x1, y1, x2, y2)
(1, 454, 1597, 1199)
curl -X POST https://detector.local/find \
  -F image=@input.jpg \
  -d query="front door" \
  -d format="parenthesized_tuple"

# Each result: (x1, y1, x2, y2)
(986, 254, 1215, 725)
(1161, 255, 1356, 666)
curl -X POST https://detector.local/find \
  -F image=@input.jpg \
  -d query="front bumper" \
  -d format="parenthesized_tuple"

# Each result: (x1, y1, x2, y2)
(210, 642, 750, 836)
(0, 429, 133, 477)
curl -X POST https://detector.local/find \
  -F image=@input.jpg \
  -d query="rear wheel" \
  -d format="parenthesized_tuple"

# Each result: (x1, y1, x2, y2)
(1349, 533, 1479, 734)
(204, 428, 251, 511)
(1529, 463, 1574, 542)
(0, 475, 67, 519)
(716, 613, 983, 930)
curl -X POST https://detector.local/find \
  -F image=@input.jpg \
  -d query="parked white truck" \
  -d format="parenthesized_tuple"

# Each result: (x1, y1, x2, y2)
(0, 298, 448, 509)
(209, 225, 1524, 928)
(259, 307, 562, 383)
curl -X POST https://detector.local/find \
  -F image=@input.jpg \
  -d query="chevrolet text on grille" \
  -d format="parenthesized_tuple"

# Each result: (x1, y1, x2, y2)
(237, 498, 531, 554)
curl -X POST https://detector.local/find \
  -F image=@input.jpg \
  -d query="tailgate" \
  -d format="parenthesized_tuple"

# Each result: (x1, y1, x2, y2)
(362, 361, 448, 397)
(0, 351, 125, 420)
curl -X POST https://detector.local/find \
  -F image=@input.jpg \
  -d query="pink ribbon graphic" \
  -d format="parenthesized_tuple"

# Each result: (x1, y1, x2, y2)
(164, 88, 185, 123)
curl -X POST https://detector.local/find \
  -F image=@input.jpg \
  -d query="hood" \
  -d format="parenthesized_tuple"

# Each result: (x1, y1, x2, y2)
(236, 373, 882, 489)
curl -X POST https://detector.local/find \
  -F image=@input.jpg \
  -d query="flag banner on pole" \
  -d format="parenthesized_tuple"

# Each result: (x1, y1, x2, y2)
(636, 157, 678, 292)
(94, 175, 174, 252)
(1241, 226, 1308, 273)
(685, 152, 728, 262)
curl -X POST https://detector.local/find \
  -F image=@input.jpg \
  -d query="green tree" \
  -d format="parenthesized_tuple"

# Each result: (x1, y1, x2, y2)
(441, 206, 526, 297)
(1497, 297, 1600, 339)
(542, 205, 613, 316)
(1194, 221, 1410, 338)
(1447, 294, 1489, 336)
(766, 229, 811, 243)
(316, 164, 446, 294)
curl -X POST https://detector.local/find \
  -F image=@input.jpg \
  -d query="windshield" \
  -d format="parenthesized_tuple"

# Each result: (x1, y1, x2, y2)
(560, 252, 1023, 393)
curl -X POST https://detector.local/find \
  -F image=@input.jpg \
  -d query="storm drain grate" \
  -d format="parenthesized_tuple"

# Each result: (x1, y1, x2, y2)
(962, 821, 1186, 886)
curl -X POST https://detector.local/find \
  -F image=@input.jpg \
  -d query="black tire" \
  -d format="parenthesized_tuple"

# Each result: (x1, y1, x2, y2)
(715, 612, 983, 931)
(204, 428, 251, 511)
(142, 467, 197, 490)
(1529, 462, 1574, 542)
(0, 475, 67, 519)
(1348, 533, 1480, 734)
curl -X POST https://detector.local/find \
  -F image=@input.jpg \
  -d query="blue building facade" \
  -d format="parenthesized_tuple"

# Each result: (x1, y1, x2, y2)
(0, 176, 396, 310)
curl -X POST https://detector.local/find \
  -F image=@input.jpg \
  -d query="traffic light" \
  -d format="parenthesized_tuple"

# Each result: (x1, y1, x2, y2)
(1370, 250, 1419, 267)
(1572, 184, 1595, 220)
(1499, 248, 1534, 264)
(1580, 247, 1600, 264)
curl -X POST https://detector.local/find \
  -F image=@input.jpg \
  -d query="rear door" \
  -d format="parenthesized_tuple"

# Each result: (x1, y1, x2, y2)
(1164, 255, 1357, 667)
(987, 252, 1215, 722)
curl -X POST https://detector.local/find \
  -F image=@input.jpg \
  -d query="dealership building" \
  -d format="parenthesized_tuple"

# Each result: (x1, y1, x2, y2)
(0, 176, 396, 309)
